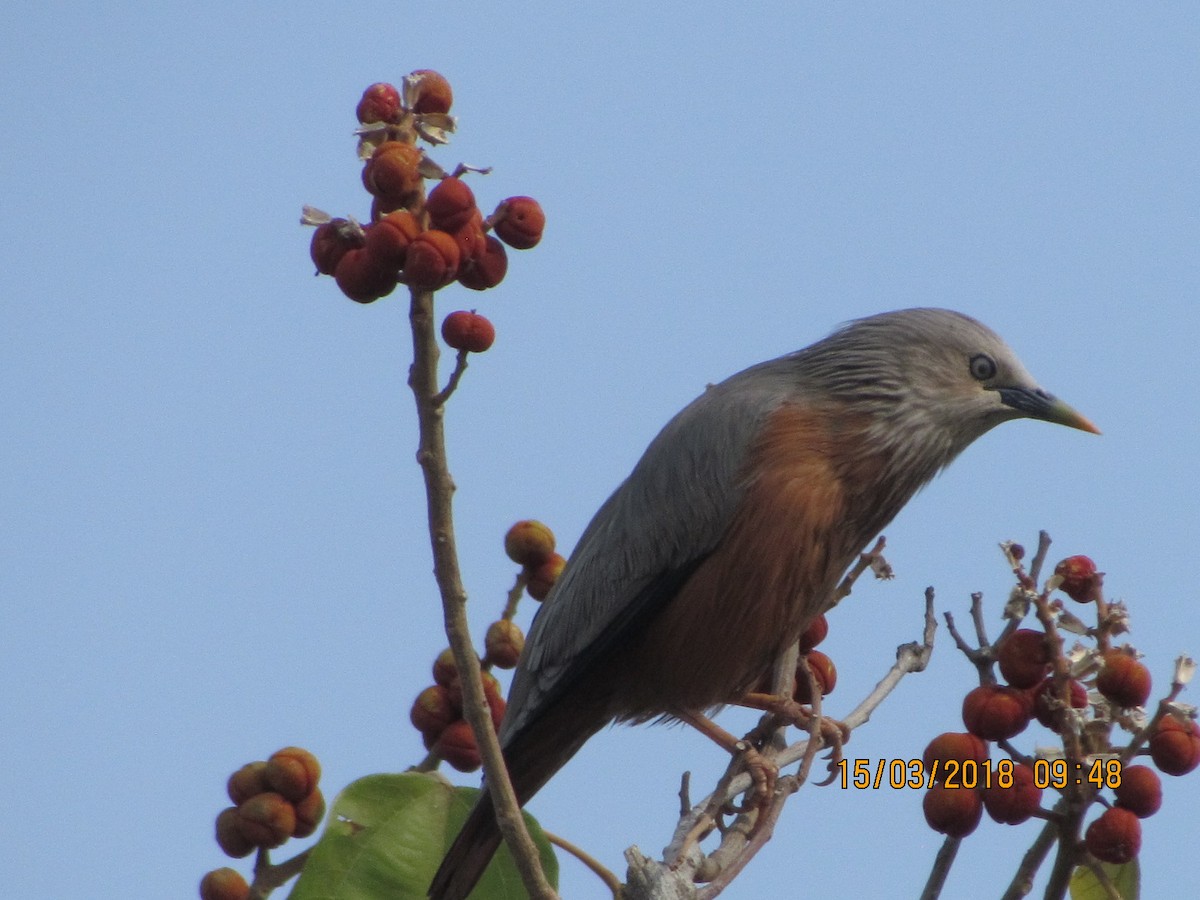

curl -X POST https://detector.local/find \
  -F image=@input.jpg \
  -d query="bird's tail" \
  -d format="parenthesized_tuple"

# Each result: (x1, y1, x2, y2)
(427, 788, 503, 900)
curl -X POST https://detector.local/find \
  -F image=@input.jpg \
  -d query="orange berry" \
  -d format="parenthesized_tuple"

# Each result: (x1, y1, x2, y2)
(797, 614, 829, 653)
(962, 685, 1032, 741)
(265, 747, 321, 803)
(410, 684, 459, 738)
(410, 69, 453, 114)
(356, 82, 401, 124)
(434, 720, 482, 772)
(1031, 676, 1089, 731)
(292, 788, 326, 838)
(922, 732, 990, 784)
(484, 620, 525, 669)
(1095, 651, 1152, 708)
(362, 141, 423, 205)
(310, 218, 364, 275)
(997, 628, 1052, 689)
(1085, 807, 1141, 864)
(364, 210, 421, 270)
(1054, 555, 1101, 603)
(215, 807, 255, 859)
(792, 650, 837, 704)
(982, 763, 1042, 824)
(482, 672, 507, 731)
(492, 196, 545, 250)
(1149, 714, 1200, 776)
(922, 783, 983, 837)
(441, 311, 495, 353)
(404, 230, 461, 289)
(199, 867, 250, 900)
(457, 235, 508, 291)
(504, 520, 557, 567)
(334, 248, 397, 303)
(226, 761, 269, 806)
(427, 177, 478, 232)
(432, 648, 460, 688)
(236, 792, 296, 849)
(1114, 764, 1162, 818)
(526, 552, 567, 601)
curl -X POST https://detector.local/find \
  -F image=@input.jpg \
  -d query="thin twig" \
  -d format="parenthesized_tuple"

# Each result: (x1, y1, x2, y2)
(918, 836, 961, 900)
(545, 830, 623, 897)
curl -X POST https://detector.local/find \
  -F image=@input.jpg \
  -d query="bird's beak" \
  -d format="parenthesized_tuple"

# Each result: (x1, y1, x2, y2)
(997, 387, 1101, 435)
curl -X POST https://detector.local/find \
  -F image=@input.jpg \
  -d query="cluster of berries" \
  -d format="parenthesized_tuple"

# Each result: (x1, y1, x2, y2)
(201, 747, 325, 900)
(305, 70, 545, 356)
(919, 553, 1198, 867)
(505, 519, 566, 601)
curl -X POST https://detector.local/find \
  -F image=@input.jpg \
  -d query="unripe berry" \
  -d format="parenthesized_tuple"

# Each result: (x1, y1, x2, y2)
(356, 82, 402, 124)
(362, 141, 423, 205)
(410, 684, 460, 738)
(334, 248, 397, 304)
(962, 685, 1032, 741)
(492, 196, 545, 250)
(922, 732, 989, 784)
(1085, 807, 1141, 864)
(484, 619, 525, 669)
(364, 210, 421, 270)
(404, 230, 461, 289)
(997, 628, 1052, 690)
(441, 311, 495, 353)
(434, 719, 482, 772)
(1031, 677, 1089, 731)
(427, 177, 478, 232)
(236, 792, 296, 849)
(457, 235, 508, 291)
(504, 520, 557, 568)
(1114, 764, 1162, 818)
(215, 807, 255, 859)
(797, 614, 829, 653)
(1149, 714, 1200, 776)
(922, 783, 983, 838)
(199, 867, 250, 900)
(1054, 555, 1101, 603)
(792, 650, 837, 704)
(292, 788, 326, 838)
(1095, 650, 1152, 708)
(265, 747, 321, 803)
(432, 648, 460, 688)
(226, 761, 269, 806)
(310, 218, 364, 275)
(526, 552, 567, 601)
(410, 69, 453, 114)
(982, 763, 1042, 824)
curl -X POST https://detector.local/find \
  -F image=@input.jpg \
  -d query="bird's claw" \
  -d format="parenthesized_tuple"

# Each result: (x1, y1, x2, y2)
(730, 739, 778, 812)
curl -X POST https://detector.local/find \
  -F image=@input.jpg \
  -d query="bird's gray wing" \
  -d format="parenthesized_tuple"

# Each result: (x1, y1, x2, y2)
(500, 364, 794, 742)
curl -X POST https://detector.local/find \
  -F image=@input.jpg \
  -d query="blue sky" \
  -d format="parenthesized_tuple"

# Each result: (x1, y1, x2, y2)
(3, 3, 1198, 897)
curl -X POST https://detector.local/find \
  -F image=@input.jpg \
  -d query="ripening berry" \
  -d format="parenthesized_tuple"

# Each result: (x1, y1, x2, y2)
(922, 732, 990, 783)
(410, 69, 454, 114)
(356, 82, 402, 124)
(292, 788, 326, 838)
(364, 210, 421, 270)
(1114, 764, 1163, 818)
(226, 761, 269, 806)
(457, 235, 508, 291)
(1149, 714, 1200, 776)
(362, 141, 423, 205)
(997, 628, 1052, 689)
(482, 671, 507, 731)
(236, 792, 296, 849)
(792, 650, 837, 704)
(427, 178, 478, 232)
(199, 867, 250, 900)
(1085, 807, 1141, 864)
(922, 783, 983, 838)
(484, 619, 526, 669)
(334, 248, 397, 303)
(1054, 555, 1101, 603)
(962, 684, 1032, 741)
(1095, 650, 1152, 708)
(215, 806, 255, 859)
(982, 763, 1042, 824)
(435, 720, 482, 772)
(1031, 676, 1089, 731)
(527, 552, 567, 601)
(798, 614, 829, 653)
(504, 520, 557, 568)
(441, 311, 495, 353)
(310, 218, 364, 275)
(492, 196, 545, 250)
(410, 684, 460, 737)
(404, 230, 461, 289)
(432, 648, 460, 688)
(265, 747, 321, 803)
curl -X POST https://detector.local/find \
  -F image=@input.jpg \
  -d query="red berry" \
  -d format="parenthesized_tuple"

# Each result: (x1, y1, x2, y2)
(481, 671, 507, 731)
(456, 235, 509, 291)
(997, 628, 1052, 690)
(1149, 714, 1200, 776)
(292, 788, 326, 838)
(362, 141, 423, 205)
(441, 311, 495, 353)
(1095, 651, 1152, 708)
(310, 218, 364, 275)
(1031, 677, 1089, 731)
(484, 620, 525, 669)
(526, 552, 567, 601)
(199, 867, 251, 900)
(427, 177, 477, 232)
(1114, 764, 1162, 818)
(922, 732, 990, 784)
(922, 783, 983, 837)
(226, 761, 269, 806)
(792, 650, 837, 703)
(1054, 555, 1101, 603)
(434, 720, 482, 772)
(432, 648, 460, 688)
(982, 763, 1042, 824)
(265, 747, 321, 803)
(404, 230, 461, 289)
(410, 684, 459, 738)
(364, 210, 421, 270)
(410, 69, 454, 114)
(334, 248, 397, 303)
(492, 196, 545, 250)
(1085, 807, 1141, 864)
(797, 614, 829, 653)
(215, 807, 255, 859)
(356, 82, 402, 124)
(962, 685, 1032, 741)
(236, 792, 296, 849)
(504, 520, 557, 567)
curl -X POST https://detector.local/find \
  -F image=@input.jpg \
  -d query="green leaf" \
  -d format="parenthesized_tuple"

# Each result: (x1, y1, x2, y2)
(288, 772, 558, 900)
(1069, 858, 1140, 900)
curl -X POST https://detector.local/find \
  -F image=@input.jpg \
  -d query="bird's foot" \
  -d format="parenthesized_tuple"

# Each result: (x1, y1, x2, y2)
(730, 739, 778, 810)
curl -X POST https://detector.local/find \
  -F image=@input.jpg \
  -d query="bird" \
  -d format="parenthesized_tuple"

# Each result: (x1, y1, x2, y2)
(428, 307, 1098, 898)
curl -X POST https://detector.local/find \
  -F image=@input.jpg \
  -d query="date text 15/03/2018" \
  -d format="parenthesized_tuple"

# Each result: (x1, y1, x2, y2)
(834, 757, 1124, 791)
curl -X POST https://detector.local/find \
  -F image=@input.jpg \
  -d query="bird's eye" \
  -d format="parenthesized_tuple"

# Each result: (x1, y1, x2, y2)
(969, 354, 997, 381)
